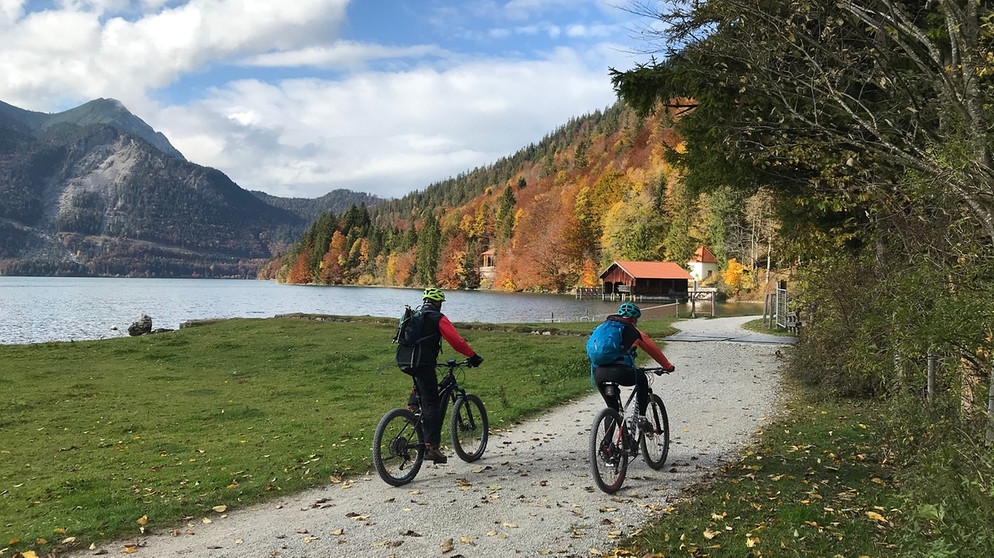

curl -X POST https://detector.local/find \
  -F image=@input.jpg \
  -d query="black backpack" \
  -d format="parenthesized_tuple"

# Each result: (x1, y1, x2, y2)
(393, 305, 431, 374)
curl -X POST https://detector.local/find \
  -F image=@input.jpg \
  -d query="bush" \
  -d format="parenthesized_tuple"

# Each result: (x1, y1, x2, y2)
(882, 393, 994, 557)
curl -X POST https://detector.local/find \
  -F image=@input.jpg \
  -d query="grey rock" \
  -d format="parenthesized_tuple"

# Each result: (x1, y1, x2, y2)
(128, 314, 152, 336)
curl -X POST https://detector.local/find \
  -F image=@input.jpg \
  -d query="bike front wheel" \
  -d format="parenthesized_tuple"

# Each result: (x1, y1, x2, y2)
(372, 408, 425, 486)
(641, 393, 670, 470)
(450, 393, 489, 462)
(590, 407, 629, 494)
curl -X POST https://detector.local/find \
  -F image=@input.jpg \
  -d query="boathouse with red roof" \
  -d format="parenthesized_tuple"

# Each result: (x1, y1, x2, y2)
(598, 260, 695, 301)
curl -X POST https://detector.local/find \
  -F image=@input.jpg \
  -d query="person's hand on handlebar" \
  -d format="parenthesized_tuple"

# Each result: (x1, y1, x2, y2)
(655, 364, 675, 374)
(468, 353, 484, 367)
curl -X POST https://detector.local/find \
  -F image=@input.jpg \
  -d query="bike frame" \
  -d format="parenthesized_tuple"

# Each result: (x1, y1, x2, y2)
(603, 368, 661, 432)
(373, 358, 487, 486)
(589, 366, 670, 493)
(410, 359, 469, 422)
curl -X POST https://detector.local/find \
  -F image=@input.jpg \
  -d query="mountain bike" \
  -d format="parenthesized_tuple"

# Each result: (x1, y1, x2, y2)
(589, 366, 672, 494)
(372, 359, 489, 486)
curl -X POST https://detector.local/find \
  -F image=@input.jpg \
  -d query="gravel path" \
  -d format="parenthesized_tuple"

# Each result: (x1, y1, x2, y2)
(71, 316, 792, 558)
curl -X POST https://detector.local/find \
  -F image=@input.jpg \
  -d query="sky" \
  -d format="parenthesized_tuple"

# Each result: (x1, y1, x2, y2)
(0, 0, 657, 199)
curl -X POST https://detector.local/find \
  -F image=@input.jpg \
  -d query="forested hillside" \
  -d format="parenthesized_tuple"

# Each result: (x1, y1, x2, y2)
(263, 101, 779, 294)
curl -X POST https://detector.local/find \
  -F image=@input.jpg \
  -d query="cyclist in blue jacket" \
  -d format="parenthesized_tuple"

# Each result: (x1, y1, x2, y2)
(591, 302, 675, 433)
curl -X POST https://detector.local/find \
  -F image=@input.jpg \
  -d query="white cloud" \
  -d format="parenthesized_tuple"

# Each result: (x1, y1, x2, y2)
(0, 0, 349, 110)
(242, 42, 447, 70)
(0, 0, 24, 23)
(0, 0, 652, 199)
(158, 46, 622, 199)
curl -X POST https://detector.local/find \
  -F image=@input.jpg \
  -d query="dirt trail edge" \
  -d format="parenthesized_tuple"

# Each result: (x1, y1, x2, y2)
(71, 316, 792, 558)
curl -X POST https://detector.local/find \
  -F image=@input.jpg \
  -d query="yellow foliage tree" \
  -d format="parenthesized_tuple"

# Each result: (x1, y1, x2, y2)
(722, 258, 747, 294)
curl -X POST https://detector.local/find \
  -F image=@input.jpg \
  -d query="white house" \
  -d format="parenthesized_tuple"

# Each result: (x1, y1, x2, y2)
(687, 246, 720, 282)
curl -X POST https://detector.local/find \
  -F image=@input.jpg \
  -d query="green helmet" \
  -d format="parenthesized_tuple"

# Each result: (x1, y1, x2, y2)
(422, 287, 446, 303)
(617, 302, 641, 319)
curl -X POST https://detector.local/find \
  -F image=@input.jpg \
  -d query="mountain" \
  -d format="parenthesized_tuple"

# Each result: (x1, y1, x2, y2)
(0, 99, 381, 278)
(251, 189, 385, 223)
(0, 98, 185, 160)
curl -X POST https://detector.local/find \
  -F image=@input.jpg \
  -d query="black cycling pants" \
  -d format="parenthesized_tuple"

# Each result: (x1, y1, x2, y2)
(594, 364, 648, 416)
(411, 365, 443, 446)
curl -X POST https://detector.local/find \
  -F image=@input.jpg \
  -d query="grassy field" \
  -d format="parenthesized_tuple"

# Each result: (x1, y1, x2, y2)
(0, 315, 933, 557)
(620, 390, 904, 557)
(0, 316, 678, 556)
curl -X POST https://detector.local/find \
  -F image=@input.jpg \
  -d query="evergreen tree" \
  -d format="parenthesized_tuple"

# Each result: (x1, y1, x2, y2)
(416, 213, 441, 286)
(496, 185, 517, 240)
(459, 243, 481, 290)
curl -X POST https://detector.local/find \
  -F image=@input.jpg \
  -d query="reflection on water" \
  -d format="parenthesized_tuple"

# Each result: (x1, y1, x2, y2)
(0, 276, 763, 345)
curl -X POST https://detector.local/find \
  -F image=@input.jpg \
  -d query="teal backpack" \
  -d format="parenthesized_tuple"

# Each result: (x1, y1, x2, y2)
(586, 320, 627, 366)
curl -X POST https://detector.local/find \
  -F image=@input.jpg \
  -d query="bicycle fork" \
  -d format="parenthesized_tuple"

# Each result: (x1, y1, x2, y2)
(451, 392, 478, 434)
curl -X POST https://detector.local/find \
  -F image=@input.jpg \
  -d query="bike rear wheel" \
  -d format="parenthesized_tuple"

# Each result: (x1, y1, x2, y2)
(641, 394, 670, 470)
(451, 393, 489, 462)
(590, 407, 629, 494)
(372, 408, 424, 486)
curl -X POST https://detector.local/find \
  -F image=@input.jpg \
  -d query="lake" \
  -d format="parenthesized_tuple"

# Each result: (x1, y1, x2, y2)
(0, 277, 763, 345)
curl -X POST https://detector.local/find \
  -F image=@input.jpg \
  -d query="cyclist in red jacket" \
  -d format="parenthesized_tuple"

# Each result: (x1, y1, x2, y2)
(402, 288, 483, 464)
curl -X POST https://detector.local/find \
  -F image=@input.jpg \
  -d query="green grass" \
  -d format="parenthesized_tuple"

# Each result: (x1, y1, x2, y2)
(620, 386, 904, 557)
(741, 317, 797, 337)
(4, 316, 948, 558)
(0, 316, 672, 556)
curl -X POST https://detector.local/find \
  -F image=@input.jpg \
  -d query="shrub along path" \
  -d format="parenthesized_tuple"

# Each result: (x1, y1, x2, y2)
(66, 316, 790, 558)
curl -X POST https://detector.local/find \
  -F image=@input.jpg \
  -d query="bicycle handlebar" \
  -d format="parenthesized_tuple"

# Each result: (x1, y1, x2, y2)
(638, 366, 674, 375)
(436, 358, 471, 369)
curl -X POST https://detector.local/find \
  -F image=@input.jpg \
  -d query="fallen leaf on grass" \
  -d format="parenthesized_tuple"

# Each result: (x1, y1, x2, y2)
(865, 511, 889, 523)
(212, 505, 227, 513)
